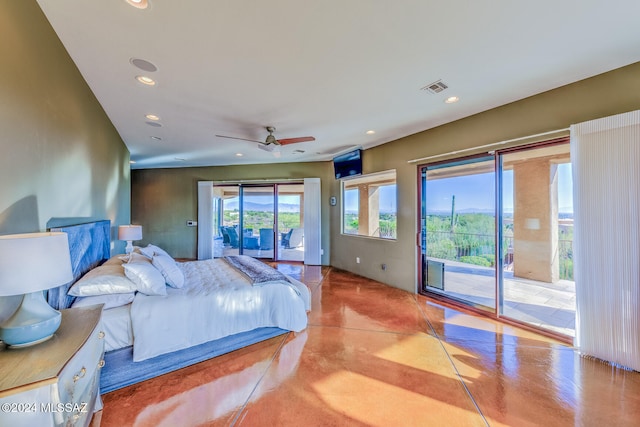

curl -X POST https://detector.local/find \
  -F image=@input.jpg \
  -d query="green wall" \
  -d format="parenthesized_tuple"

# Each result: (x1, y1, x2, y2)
(0, 0, 131, 318)
(131, 162, 332, 263)
(0, 1, 131, 244)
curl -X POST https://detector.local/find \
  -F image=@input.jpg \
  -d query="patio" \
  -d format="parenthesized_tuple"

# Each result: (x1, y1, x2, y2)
(428, 259, 576, 337)
(218, 238, 305, 262)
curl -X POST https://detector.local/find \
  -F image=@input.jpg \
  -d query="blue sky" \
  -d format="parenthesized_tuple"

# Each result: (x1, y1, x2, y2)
(340, 162, 574, 215)
(344, 185, 397, 213)
(426, 163, 573, 213)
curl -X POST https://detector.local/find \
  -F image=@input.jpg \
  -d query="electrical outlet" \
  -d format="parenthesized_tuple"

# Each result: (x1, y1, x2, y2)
(356, 257, 360, 264)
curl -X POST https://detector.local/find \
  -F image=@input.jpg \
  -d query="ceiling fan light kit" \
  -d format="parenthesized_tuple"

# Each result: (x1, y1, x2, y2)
(257, 143, 275, 152)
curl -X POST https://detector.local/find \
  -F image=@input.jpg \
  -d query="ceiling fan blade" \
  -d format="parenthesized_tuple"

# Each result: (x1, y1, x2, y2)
(215, 134, 263, 144)
(276, 136, 315, 145)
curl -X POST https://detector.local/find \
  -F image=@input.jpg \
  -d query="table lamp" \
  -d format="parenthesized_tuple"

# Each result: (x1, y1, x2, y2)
(0, 232, 73, 347)
(118, 225, 142, 254)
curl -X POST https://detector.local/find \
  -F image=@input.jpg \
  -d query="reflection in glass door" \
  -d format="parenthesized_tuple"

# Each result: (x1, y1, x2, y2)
(420, 156, 496, 312)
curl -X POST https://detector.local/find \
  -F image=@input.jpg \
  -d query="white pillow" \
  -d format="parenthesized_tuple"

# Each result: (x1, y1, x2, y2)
(123, 261, 167, 296)
(139, 244, 173, 260)
(68, 265, 137, 296)
(71, 293, 135, 310)
(152, 254, 185, 288)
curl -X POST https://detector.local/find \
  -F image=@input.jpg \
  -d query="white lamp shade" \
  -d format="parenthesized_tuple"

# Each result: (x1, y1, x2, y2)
(118, 225, 143, 241)
(0, 232, 73, 296)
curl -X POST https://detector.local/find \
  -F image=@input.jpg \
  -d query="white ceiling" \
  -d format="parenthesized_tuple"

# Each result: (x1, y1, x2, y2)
(36, 0, 640, 170)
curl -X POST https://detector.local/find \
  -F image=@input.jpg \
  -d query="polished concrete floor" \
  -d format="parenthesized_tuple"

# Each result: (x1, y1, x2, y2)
(94, 264, 639, 426)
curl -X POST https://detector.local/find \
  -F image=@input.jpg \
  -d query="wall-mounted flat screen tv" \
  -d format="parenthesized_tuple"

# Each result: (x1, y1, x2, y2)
(333, 149, 362, 179)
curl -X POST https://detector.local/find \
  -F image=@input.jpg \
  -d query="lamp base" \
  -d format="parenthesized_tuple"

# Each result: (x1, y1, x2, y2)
(124, 241, 134, 254)
(8, 333, 55, 348)
(0, 291, 61, 347)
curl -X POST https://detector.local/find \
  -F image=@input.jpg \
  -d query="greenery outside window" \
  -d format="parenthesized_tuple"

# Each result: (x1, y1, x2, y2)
(342, 170, 397, 239)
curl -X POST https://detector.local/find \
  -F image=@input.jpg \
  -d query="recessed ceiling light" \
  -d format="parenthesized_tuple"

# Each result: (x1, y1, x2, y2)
(235, 153, 243, 157)
(366, 130, 376, 135)
(445, 96, 460, 104)
(136, 76, 156, 86)
(150, 136, 162, 141)
(125, 0, 148, 9)
(145, 114, 160, 121)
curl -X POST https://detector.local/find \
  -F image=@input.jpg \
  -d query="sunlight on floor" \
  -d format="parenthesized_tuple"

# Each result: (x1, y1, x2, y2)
(373, 333, 478, 380)
(312, 371, 466, 427)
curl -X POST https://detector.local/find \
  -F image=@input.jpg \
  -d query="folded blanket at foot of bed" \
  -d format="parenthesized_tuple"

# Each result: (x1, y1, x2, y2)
(222, 255, 287, 284)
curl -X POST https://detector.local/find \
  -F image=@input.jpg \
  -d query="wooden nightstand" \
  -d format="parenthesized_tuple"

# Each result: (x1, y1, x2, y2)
(0, 305, 105, 427)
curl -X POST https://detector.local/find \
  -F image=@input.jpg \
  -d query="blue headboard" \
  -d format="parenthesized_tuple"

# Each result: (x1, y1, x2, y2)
(48, 220, 111, 310)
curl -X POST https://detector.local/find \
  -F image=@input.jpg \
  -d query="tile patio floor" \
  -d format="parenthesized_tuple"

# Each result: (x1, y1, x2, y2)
(429, 260, 576, 337)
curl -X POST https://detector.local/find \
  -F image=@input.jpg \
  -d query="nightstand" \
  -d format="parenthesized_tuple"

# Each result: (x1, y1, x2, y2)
(0, 305, 105, 427)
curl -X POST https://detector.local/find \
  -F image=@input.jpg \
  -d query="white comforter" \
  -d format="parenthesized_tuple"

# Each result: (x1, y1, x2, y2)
(130, 258, 310, 362)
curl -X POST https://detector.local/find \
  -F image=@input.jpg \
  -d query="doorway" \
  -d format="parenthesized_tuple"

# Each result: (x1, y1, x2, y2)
(213, 183, 305, 261)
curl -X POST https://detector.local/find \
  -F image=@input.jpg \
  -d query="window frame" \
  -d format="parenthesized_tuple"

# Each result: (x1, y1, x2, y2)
(340, 169, 397, 240)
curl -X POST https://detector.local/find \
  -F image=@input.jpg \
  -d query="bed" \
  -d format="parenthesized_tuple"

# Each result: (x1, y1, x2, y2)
(47, 220, 310, 393)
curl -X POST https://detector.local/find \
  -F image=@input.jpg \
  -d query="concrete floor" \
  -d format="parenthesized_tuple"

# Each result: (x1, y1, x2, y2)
(97, 265, 638, 427)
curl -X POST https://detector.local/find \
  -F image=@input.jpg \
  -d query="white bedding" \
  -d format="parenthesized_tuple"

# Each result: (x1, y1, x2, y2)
(100, 304, 133, 352)
(130, 258, 310, 361)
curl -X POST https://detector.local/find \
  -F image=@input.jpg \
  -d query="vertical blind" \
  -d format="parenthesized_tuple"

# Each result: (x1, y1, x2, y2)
(571, 110, 640, 371)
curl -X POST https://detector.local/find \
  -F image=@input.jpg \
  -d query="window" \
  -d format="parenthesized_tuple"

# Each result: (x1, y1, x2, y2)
(341, 170, 397, 239)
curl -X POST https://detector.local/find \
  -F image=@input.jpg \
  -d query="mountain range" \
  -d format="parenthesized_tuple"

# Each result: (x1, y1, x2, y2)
(225, 200, 300, 213)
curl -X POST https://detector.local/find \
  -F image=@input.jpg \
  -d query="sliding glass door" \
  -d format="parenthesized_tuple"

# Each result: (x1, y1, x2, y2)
(420, 156, 496, 312)
(242, 186, 276, 259)
(215, 185, 240, 257)
(499, 143, 575, 336)
(212, 182, 307, 262)
(277, 184, 305, 262)
(419, 139, 576, 337)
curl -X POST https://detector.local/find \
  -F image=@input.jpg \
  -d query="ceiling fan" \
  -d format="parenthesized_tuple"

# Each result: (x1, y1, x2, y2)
(215, 126, 315, 154)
